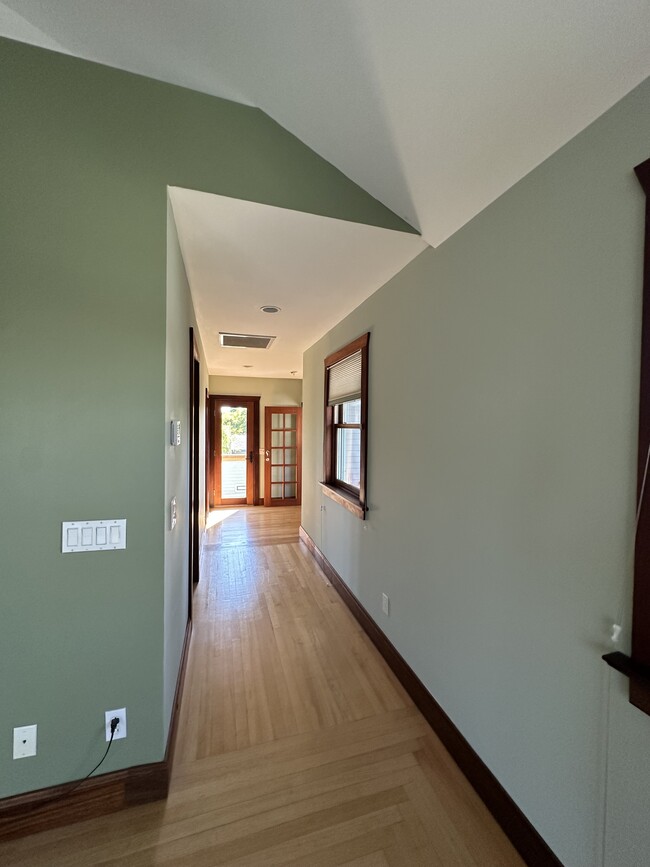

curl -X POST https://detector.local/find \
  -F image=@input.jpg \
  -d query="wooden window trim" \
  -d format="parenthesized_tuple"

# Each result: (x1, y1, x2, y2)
(603, 157, 650, 715)
(322, 333, 370, 519)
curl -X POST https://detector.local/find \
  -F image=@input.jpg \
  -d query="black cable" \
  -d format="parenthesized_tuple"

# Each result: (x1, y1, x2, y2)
(60, 716, 120, 799)
(4, 717, 121, 816)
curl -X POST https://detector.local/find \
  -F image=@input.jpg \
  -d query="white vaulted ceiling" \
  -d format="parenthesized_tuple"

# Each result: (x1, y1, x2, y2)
(1, 1, 648, 246)
(2, 2, 648, 376)
(168, 187, 427, 377)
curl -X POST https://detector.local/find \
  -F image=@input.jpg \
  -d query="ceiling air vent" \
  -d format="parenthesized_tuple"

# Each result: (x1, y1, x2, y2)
(219, 332, 276, 350)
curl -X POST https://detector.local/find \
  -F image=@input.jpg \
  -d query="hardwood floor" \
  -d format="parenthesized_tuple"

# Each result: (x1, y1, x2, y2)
(1, 506, 523, 866)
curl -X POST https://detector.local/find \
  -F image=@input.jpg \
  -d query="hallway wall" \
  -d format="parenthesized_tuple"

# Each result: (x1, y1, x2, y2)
(302, 78, 650, 866)
(0, 36, 410, 799)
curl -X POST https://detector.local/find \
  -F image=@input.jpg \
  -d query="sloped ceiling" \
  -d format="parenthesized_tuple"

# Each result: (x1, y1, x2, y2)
(1, 1, 648, 246)
(2, 2, 648, 379)
(169, 187, 427, 377)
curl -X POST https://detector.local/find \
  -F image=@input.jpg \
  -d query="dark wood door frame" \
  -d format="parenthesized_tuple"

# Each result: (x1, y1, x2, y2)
(188, 329, 201, 618)
(208, 395, 260, 507)
(264, 406, 302, 507)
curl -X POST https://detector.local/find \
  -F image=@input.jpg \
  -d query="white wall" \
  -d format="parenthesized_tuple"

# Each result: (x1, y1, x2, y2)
(164, 201, 208, 738)
(302, 78, 650, 867)
(209, 374, 302, 499)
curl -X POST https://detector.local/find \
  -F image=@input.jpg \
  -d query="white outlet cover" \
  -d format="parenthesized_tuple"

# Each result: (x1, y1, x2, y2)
(105, 708, 127, 741)
(13, 724, 37, 759)
(382, 593, 390, 615)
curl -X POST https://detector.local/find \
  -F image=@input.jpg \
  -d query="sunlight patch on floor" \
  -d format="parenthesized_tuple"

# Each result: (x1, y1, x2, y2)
(206, 508, 239, 529)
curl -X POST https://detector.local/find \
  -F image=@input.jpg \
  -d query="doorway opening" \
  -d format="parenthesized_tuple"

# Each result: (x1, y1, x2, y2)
(208, 395, 260, 506)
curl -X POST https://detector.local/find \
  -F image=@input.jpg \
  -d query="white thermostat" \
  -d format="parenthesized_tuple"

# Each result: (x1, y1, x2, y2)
(170, 420, 181, 446)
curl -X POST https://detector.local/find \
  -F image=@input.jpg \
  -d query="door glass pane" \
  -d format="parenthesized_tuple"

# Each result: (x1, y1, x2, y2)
(272, 431, 283, 447)
(284, 413, 296, 428)
(336, 427, 360, 489)
(271, 448, 283, 464)
(271, 483, 283, 499)
(284, 430, 296, 447)
(285, 483, 296, 498)
(272, 413, 283, 428)
(284, 466, 296, 482)
(271, 466, 283, 482)
(221, 406, 247, 498)
(285, 448, 296, 465)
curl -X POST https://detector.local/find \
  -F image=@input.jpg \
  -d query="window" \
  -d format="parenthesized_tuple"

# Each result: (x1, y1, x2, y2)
(322, 333, 369, 519)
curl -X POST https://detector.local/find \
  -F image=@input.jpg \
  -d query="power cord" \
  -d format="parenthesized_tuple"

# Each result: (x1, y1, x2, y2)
(62, 716, 121, 799)
(3, 716, 121, 816)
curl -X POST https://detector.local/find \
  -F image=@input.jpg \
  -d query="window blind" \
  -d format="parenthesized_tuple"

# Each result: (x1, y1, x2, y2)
(327, 350, 362, 405)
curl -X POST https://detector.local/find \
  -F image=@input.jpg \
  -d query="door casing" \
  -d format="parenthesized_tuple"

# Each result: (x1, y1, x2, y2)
(208, 395, 260, 506)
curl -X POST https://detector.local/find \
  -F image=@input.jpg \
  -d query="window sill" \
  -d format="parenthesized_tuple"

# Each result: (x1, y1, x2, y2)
(320, 483, 366, 519)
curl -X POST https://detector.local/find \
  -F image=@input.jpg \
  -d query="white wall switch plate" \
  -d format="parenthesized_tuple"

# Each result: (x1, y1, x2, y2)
(105, 708, 127, 742)
(62, 519, 126, 553)
(382, 593, 390, 615)
(13, 724, 37, 759)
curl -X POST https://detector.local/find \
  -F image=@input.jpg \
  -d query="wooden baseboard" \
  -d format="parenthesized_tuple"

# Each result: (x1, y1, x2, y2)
(299, 525, 562, 867)
(0, 620, 193, 842)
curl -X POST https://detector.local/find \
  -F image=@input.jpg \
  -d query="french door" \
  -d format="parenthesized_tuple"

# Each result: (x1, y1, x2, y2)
(208, 396, 259, 506)
(264, 406, 302, 506)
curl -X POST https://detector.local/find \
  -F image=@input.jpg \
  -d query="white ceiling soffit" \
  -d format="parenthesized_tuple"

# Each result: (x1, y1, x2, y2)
(168, 187, 427, 378)
(2, 2, 649, 245)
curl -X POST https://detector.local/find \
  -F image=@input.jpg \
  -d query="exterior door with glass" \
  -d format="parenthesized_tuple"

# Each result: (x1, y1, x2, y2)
(264, 407, 302, 506)
(209, 396, 259, 506)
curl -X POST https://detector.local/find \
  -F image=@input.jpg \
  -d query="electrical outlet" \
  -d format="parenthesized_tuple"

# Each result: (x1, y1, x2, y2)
(105, 708, 127, 742)
(13, 724, 37, 759)
(382, 593, 390, 616)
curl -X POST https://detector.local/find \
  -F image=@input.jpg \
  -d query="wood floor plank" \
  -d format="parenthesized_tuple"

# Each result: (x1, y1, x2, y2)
(0, 506, 523, 866)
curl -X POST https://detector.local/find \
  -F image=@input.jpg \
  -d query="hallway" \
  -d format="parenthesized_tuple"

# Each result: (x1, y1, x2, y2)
(2, 507, 523, 865)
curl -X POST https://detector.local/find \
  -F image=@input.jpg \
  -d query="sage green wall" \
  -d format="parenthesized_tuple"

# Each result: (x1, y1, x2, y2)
(0, 36, 409, 798)
(209, 374, 302, 499)
(302, 78, 650, 866)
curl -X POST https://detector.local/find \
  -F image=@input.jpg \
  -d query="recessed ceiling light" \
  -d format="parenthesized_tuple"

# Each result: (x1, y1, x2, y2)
(260, 305, 281, 314)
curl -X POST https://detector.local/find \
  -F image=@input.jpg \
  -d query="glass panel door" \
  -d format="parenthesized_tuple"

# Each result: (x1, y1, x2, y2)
(264, 406, 302, 506)
(208, 396, 259, 507)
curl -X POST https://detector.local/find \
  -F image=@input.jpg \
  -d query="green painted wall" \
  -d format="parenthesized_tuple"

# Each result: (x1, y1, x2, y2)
(0, 36, 410, 798)
(302, 79, 650, 866)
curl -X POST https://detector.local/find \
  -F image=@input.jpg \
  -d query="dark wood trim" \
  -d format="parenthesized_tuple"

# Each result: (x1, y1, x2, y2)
(0, 621, 193, 842)
(189, 329, 201, 601)
(299, 525, 563, 867)
(264, 406, 302, 507)
(164, 619, 192, 767)
(323, 332, 370, 369)
(205, 387, 210, 516)
(320, 482, 365, 518)
(323, 332, 369, 519)
(209, 395, 260, 507)
(628, 157, 650, 714)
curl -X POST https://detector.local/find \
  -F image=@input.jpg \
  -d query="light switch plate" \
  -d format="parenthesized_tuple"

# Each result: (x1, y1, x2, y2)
(62, 519, 126, 553)
(13, 724, 37, 759)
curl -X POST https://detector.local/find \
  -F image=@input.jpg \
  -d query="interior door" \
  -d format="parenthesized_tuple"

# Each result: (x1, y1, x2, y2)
(264, 406, 302, 506)
(209, 396, 259, 506)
